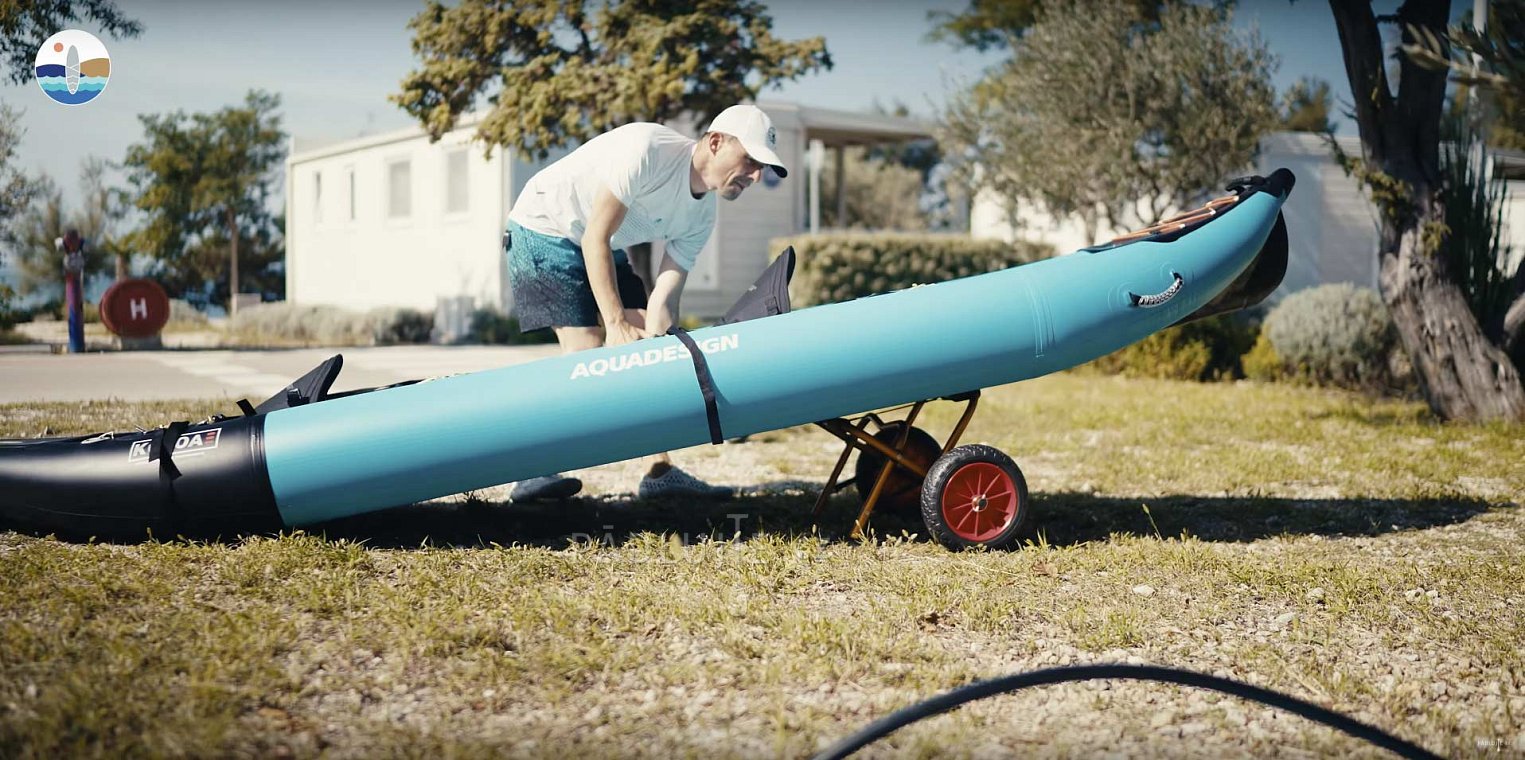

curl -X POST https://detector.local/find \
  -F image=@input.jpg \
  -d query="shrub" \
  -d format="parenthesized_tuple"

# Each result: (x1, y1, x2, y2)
(0, 284, 17, 332)
(367, 307, 433, 345)
(30, 298, 100, 323)
(226, 302, 434, 346)
(1240, 331, 1282, 382)
(166, 299, 209, 327)
(1260, 283, 1397, 390)
(1439, 113, 1518, 330)
(227, 302, 359, 345)
(770, 233, 1054, 307)
(1089, 314, 1261, 381)
(1194, 312, 1263, 377)
(468, 308, 557, 345)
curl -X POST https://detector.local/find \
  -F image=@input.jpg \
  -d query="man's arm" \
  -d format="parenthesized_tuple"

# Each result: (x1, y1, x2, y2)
(582, 187, 646, 345)
(644, 250, 688, 335)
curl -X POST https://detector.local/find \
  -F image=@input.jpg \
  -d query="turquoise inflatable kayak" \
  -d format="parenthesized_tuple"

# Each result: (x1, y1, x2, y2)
(0, 170, 1294, 548)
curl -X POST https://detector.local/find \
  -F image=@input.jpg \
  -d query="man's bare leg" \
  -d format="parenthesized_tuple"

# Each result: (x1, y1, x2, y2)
(508, 327, 605, 501)
(561, 309, 725, 494)
(619, 309, 676, 477)
(552, 325, 604, 354)
(555, 314, 671, 478)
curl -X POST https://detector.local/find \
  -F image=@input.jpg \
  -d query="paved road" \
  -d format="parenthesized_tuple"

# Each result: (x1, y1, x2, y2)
(0, 344, 562, 403)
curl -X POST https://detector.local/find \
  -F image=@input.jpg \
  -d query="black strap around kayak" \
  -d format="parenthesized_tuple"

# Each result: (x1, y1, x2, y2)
(153, 420, 189, 533)
(666, 326, 724, 445)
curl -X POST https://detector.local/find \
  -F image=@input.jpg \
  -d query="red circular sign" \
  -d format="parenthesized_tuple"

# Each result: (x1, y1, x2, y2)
(99, 279, 171, 338)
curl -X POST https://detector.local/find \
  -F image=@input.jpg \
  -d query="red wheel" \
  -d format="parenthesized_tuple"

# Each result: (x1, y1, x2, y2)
(921, 445, 1031, 550)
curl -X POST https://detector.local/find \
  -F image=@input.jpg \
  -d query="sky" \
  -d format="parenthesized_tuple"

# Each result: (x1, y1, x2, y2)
(4, 0, 1420, 212)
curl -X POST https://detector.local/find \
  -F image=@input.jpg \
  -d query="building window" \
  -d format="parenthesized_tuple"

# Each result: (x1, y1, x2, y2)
(313, 171, 323, 223)
(347, 167, 356, 221)
(387, 159, 412, 219)
(446, 149, 469, 214)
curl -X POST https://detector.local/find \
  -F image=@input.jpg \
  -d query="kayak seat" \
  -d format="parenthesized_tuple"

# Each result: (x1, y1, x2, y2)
(247, 354, 344, 415)
(717, 246, 795, 325)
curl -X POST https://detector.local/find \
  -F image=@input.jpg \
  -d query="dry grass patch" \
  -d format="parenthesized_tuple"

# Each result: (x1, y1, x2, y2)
(1, 373, 1522, 758)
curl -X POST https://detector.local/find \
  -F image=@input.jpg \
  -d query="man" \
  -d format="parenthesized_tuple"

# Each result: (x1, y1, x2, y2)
(503, 104, 787, 502)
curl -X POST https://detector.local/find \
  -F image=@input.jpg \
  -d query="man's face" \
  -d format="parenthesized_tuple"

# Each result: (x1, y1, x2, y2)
(712, 136, 765, 200)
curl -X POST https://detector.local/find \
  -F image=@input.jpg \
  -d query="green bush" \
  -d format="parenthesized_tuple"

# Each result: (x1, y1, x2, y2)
(0, 284, 17, 332)
(227, 302, 435, 346)
(1240, 331, 1282, 382)
(468, 308, 557, 345)
(770, 233, 1053, 307)
(19, 299, 55, 322)
(1439, 113, 1518, 330)
(29, 297, 100, 323)
(1260, 283, 1397, 390)
(368, 307, 434, 345)
(1089, 314, 1261, 381)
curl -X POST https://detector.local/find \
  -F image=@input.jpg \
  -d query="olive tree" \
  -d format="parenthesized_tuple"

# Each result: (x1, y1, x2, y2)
(942, 0, 1277, 242)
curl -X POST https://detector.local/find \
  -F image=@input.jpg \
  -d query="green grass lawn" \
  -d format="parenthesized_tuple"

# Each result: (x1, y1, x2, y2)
(1, 374, 1522, 758)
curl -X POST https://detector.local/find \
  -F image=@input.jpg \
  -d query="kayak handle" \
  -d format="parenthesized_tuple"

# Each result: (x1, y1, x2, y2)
(1129, 272, 1183, 308)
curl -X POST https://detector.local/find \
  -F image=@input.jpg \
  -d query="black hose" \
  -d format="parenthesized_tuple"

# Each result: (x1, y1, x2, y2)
(810, 663, 1441, 760)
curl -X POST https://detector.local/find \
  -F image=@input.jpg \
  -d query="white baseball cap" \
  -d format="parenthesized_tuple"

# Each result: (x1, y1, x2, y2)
(708, 104, 787, 178)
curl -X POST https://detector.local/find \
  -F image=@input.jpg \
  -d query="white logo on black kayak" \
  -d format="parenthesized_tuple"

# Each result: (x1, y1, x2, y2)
(128, 428, 222, 463)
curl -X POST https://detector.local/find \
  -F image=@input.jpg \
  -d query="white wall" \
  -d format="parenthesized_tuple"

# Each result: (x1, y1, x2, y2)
(969, 187, 1097, 255)
(1257, 133, 1381, 296)
(288, 129, 509, 313)
(1503, 180, 1525, 275)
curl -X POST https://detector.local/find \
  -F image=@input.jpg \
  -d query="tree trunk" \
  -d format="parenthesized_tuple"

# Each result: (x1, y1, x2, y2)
(1329, 0, 1525, 421)
(1381, 198, 1525, 421)
(228, 208, 240, 316)
(115, 254, 126, 282)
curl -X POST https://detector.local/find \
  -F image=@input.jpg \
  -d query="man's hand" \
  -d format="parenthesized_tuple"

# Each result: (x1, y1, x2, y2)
(604, 316, 647, 347)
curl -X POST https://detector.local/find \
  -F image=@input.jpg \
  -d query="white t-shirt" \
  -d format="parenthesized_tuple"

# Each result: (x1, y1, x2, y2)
(508, 123, 717, 272)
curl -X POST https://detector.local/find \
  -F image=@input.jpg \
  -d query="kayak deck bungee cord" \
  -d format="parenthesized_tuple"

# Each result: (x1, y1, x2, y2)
(0, 170, 1295, 549)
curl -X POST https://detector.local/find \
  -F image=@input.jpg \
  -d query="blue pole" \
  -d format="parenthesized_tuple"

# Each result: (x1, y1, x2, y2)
(59, 229, 86, 354)
(65, 271, 84, 353)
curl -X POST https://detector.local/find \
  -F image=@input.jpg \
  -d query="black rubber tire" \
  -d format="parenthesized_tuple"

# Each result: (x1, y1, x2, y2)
(853, 423, 942, 516)
(920, 444, 1031, 551)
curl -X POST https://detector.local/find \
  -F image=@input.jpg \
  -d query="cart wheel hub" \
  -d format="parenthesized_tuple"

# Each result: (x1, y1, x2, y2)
(938, 460, 1023, 544)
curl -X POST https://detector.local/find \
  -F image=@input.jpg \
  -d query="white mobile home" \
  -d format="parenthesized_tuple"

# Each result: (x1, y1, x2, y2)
(284, 103, 932, 322)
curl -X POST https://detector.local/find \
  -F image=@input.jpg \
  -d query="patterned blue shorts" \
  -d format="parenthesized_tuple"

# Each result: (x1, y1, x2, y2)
(505, 222, 649, 332)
